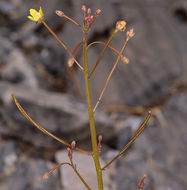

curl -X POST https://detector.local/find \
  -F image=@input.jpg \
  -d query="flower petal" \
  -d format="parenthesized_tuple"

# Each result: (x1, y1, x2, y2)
(27, 16, 36, 21)
(30, 9, 38, 17)
(39, 6, 44, 17)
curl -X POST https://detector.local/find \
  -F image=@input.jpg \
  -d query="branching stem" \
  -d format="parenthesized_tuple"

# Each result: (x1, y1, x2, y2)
(83, 31, 103, 190)
(87, 41, 129, 64)
(93, 37, 130, 112)
(88, 29, 118, 79)
(42, 20, 84, 71)
(11, 94, 92, 156)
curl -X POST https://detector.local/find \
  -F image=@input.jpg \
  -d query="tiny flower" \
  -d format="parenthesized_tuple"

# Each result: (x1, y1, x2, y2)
(28, 7, 44, 23)
(116, 20, 127, 32)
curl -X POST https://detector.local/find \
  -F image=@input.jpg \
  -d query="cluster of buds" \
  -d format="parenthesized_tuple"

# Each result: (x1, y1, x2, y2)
(97, 135, 103, 154)
(67, 140, 76, 160)
(82, 5, 101, 29)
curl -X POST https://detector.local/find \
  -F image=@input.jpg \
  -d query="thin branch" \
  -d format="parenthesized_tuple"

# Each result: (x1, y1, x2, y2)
(93, 37, 130, 113)
(103, 105, 148, 115)
(42, 20, 84, 71)
(43, 162, 71, 179)
(67, 41, 83, 67)
(102, 111, 151, 170)
(88, 29, 118, 79)
(12, 94, 92, 156)
(43, 161, 92, 190)
(56, 10, 82, 29)
(87, 41, 129, 64)
(138, 174, 147, 190)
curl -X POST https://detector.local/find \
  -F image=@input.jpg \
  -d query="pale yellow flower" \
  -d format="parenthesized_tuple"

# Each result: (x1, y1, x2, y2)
(28, 7, 44, 22)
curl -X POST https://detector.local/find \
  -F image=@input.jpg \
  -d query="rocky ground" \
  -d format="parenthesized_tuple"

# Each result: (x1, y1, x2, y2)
(0, 0, 187, 189)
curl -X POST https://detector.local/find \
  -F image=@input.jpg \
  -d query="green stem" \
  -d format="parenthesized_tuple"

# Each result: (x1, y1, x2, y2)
(83, 31, 103, 190)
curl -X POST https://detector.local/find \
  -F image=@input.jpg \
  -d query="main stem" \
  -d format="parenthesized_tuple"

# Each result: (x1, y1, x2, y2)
(83, 31, 103, 190)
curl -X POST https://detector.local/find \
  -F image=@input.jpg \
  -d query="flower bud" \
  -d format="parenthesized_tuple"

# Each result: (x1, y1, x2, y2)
(96, 9, 101, 15)
(87, 8, 91, 15)
(56, 10, 64, 17)
(126, 28, 135, 38)
(82, 5, 86, 12)
(116, 20, 127, 32)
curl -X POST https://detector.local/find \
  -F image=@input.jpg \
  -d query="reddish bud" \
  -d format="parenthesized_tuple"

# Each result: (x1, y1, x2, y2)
(98, 135, 102, 142)
(82, 5, 86, 12)
(71, 141, 76, 149)
(87, 8, 91, 15)
(96, 9, 101, 15)
(127, 28, 135, 38)
(56, 10, 64, 17)
(68, 58, 74, 67)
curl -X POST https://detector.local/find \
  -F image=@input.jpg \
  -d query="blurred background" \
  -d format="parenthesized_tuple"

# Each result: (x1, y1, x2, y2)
(0, 0, 187, 189)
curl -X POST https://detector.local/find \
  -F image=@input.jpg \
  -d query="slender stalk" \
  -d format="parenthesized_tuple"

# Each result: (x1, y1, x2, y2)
(102, 111, 151, 170)
(69, 158, 92, 190)
(88, 29, 118, 79)
(87, 41, 129, 64)
(42, 20, 84, 71)
(12, 94, 92, 156)
(44, 162, 92, 190)
(93, 37, 130, 112)
(56, 10, 82, 29)
(83, 31, 103, 190)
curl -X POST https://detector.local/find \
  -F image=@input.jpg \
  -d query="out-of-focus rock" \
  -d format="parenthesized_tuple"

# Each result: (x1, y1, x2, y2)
(0, 140, 19, 177)
(0, 82, 115, 148)
(55, 150, 114, 190)
(115, 93, 187, 190)
(0, 2, 16, 16)
(0, 158, 61, 190)
(1, 49, 39, 89)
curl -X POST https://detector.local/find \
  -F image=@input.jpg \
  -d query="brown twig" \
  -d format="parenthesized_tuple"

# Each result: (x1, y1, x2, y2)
(56, 10, 82, 29)
(102, 111, 151, 170)
(138, 174, 147, 190)
(93, 36, 130, 113)
(87, 41, 129, 64)
(88, 29, 119, 79)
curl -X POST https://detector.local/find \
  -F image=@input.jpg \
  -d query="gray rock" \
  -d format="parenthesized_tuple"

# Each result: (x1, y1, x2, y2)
(0, 140, 19, 177)
(0, 158, 61, 190)
(115, 93, 187, 189)
(0, 2, 16, 15)
(0, 82, 115, 148)
(1, 49, 39, 89)
(55, 150, 113, 190)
